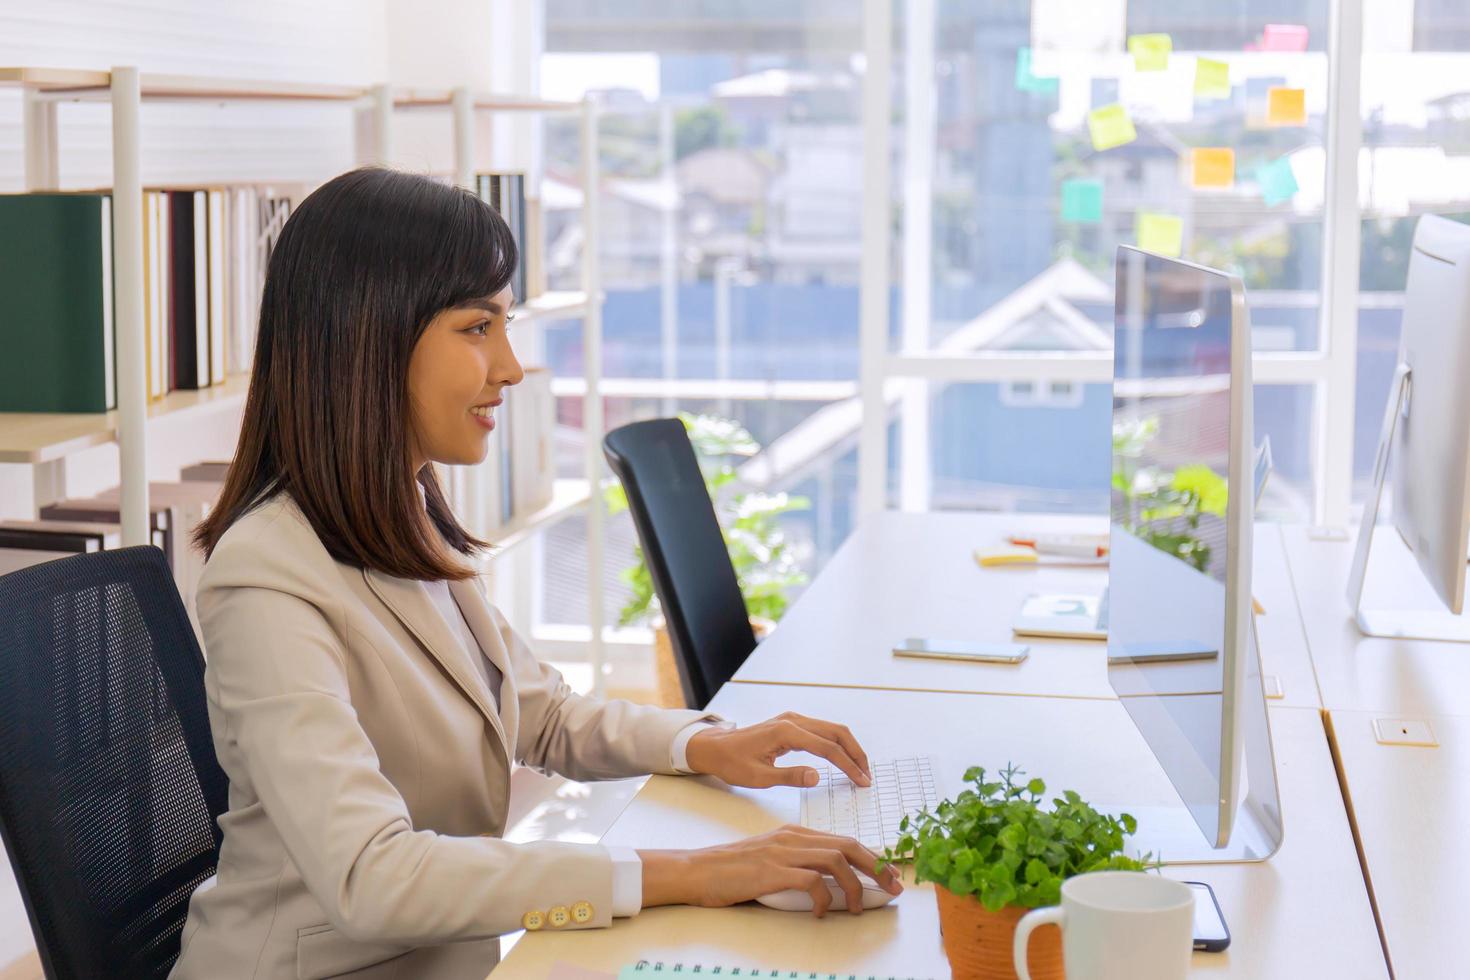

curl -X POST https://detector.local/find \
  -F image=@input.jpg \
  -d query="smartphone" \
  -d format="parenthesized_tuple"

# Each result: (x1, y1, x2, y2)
(1106, 641, 1218, 666)
(892, 638, 1030, 664)
(1186, 880, 1230, 952)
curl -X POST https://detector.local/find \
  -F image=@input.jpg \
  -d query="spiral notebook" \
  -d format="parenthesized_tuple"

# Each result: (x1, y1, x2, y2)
(617, 963, 935, 979)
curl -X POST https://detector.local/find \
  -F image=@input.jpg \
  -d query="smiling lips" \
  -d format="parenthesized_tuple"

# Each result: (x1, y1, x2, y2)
(469, 399, 501, 430)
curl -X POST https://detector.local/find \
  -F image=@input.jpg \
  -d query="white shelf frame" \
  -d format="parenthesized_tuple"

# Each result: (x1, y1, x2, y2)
(6, 67, 610, 695)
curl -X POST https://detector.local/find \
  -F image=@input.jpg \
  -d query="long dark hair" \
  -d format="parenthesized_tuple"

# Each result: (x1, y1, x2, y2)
(193, 167, 519, 581)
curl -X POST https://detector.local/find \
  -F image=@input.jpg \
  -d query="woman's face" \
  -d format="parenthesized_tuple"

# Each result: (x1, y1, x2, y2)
(407, 284, 523, 471)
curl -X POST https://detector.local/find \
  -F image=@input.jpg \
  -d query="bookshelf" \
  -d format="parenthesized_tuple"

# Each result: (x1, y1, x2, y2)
(490, 478, 593, 553)
(0, 373, 250, 465)
(4, 67, 610, 694)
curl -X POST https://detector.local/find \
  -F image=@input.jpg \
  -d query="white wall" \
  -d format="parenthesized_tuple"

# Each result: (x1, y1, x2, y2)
(0, 1, 536, 968)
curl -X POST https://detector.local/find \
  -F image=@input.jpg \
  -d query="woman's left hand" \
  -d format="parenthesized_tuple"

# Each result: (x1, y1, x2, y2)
(684, 711, 873, 789)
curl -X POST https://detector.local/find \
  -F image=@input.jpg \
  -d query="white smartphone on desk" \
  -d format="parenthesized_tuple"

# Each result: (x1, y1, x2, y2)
(893, 638, 1030, 664)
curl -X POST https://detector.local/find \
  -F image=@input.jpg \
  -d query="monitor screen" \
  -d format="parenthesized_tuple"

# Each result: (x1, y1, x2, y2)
(1109, 247, 1238, 846)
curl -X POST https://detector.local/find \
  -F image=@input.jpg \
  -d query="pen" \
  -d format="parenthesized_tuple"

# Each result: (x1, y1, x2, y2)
(1008, 534, 1110, 558)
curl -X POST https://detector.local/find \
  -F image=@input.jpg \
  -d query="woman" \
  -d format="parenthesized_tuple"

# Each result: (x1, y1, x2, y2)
(171, 168, 900, 980)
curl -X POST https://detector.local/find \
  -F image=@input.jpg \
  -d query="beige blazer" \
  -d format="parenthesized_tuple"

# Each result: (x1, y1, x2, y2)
(169, 492, 718, 980)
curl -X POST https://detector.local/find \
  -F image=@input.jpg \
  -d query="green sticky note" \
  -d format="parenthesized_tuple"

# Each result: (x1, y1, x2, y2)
(1061, 179, 1104, 223)
(1256, 156, 1299, 206)
(1195, 57, 1231, 99)
(1128, 34, 1172, 72)
(1137, 212, 1184, 258)
(1015, 47, 1059, 94)
(1088, 103, 1137, 151)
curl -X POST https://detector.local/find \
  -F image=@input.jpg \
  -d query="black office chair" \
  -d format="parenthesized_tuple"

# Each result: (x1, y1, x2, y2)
(604, 418, 759, 709)
(0, 547, 229, 979)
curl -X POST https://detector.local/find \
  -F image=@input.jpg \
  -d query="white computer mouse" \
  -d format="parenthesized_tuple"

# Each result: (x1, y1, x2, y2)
(755, 874, 898, 912)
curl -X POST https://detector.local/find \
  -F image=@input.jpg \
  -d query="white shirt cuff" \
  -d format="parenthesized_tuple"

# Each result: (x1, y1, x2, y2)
(670, 720, 737, 774)
(607, 846, 642, 917)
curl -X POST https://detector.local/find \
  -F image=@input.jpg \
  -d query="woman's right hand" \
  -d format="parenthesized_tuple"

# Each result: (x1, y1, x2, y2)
(637, 825, 904, 917)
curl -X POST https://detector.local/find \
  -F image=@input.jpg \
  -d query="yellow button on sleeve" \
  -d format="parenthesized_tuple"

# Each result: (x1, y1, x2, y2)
(521, 910, 545, 931)
(547, 905, 571, 928)
(571, 900, 594, 924)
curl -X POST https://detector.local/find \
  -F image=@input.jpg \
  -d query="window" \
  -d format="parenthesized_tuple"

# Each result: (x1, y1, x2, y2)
(1354, 0, 1470, 505)
(532, 1, 1464, 655)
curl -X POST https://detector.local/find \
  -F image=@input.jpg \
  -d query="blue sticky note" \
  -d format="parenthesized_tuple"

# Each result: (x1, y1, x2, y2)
(1061, 179, 1104, 223)
(1256, 156, 1299, 206)
(1016, 47, 1059, 94)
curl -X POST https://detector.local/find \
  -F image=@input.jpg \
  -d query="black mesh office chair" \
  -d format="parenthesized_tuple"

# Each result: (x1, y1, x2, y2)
(604, 418, 758, 709)
(0, 546, 229, 979)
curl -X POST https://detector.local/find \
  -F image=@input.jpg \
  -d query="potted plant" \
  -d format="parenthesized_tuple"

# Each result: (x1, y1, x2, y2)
(605, 413, 810, 707)
(880, 764, 1152, 980)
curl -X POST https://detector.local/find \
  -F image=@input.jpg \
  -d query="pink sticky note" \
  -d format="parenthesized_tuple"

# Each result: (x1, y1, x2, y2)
(1261, 24, 1309, 52)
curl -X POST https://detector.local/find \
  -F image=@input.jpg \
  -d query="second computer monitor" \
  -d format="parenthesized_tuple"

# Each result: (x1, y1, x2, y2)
(1347, 214, 1470, 640)
(1109, 246, 1255, 850)
(1389, 216, 1470, 613)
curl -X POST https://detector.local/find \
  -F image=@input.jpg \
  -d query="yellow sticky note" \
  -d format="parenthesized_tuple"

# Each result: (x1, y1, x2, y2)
(1191, 148, 1235, 188)
(1137, 212, 1184, 258)
(1128, 34, 1172, 72)
(1194, 57, 1231, 99)
(1088, 103, 1138, 152)
(1267, 87, 1306, 126)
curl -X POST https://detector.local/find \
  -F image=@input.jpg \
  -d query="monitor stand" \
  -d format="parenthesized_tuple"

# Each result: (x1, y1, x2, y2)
(1346, 363, 1470, 642)
(1110, 614, 1284, 865)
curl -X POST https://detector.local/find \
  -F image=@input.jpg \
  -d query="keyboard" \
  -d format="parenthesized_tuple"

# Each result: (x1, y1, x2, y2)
(800, 755, 942, 852)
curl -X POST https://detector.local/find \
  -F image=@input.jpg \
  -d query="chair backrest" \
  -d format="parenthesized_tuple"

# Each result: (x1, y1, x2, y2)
(0, 546, 228, 979)
(604, 418, 757, 709)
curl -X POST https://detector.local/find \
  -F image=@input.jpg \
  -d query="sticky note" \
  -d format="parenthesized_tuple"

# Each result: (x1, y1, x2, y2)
(1195, 57, 1231, 99)
(1137, 212, 1184, 258)
(1261, 23, 1309, 52)
(1190, 148, 1235, 189)
(1256, 156, 1299, 206)
(1267, 87, 1306, 126)
(1061, 179, 1104, 223)
(1015, 47, 1059, 94)
(1128, 34, 1172, 72)
(1088, 103, 1137, 151)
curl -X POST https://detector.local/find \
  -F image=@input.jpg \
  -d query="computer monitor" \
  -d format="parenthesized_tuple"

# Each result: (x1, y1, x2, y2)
(1347, 215, 1470, 641)
(1107, 246, 1282, 864)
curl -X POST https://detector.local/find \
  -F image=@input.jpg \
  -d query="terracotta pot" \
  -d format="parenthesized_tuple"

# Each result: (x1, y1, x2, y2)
(652, 616, 773, 709)
(935, 885, 1064, 980)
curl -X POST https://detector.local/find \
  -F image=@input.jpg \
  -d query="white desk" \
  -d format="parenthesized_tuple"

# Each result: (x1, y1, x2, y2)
(1281, 524, 1470, 715)
(733, 513, 1319, 709)
(499, 685, 1385, 979)
(1327, 709, 1469, 980)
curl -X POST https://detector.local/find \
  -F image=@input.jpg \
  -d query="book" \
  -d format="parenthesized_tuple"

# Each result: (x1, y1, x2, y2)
(181, 461, 231, 483)
(0, 520, 123, 577)
(227, 187, 260, 375)
(39, 498, 177, 571)
(475, 172, 527, 303)
(0, 193, 115, 412)
(498, 388, 515, 525)
(207, 188, 227, 385)
(48, 480, 222, 642)
(169, 190, 211, 390)
(511, 367, 555, 515)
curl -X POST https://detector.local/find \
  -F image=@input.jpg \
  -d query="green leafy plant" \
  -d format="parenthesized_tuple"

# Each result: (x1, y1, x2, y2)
(879, 764, 1153, 912)
(1112, 417, 1229, 573)
(604, 413, 810, 628)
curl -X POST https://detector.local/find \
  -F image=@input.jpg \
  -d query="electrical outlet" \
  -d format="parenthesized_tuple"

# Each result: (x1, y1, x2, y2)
(1372, 718, 1438, 747)
(1262, 675, 1284, 699)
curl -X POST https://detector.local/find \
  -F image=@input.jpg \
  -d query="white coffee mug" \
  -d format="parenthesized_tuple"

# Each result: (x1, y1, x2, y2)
(1012, 871, 1194, 980)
